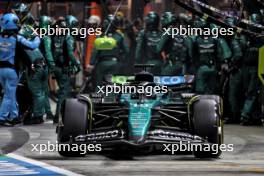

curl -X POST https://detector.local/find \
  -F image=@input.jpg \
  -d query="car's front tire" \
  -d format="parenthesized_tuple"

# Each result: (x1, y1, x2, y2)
(57, 98, 89, 157)
(192, 95, 223, 158)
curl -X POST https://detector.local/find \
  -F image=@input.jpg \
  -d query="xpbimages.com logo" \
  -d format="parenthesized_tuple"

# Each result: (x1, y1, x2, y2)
(31, 25, 102, 38)
(97, 84, 168, 96)
(163, 141, 234, 155)
(31, 141, 102, 155)
(163, 25, 234, 39)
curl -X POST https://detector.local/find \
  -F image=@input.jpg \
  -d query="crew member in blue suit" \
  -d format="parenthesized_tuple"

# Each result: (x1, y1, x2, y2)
(0, 13, 40, 126)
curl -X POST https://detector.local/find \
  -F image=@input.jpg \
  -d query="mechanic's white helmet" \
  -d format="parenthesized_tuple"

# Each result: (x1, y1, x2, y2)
(88, 15, 101, 26)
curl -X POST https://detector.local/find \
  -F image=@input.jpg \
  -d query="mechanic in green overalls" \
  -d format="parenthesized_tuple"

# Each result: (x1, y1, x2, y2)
(12, 3, 49, 124)
(240, 14, 262, 125)
(135, 11, 163, 75)
(189, 17, 212, 73)
(192, 17, 232, 94)
(90, 14, 129, 87)
(156, 12, 192, 76)
(52, 15, 81, 123)
(224, 17, 248, 123)
(39, 16, 55, 120)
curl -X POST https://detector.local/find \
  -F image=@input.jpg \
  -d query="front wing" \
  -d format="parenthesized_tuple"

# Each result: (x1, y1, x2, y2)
(72, 128, 206, 147)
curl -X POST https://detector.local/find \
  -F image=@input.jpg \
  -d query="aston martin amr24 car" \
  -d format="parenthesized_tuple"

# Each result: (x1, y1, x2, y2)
(56, 68, 224, 158)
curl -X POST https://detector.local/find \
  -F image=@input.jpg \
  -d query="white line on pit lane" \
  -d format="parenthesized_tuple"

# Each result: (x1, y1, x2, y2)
(6, 153, 83, 176)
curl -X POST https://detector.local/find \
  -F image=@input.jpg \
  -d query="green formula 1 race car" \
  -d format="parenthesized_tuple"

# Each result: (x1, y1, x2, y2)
(56, 65, 224, 158)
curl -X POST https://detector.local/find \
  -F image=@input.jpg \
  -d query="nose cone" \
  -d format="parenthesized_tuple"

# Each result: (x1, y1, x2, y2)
(122, 93, 161, 145)
(128, 103, 152, 144)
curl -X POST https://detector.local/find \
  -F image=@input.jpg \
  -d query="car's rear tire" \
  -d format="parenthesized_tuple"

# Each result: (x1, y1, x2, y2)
(192, 95, 223, 158)
(57, 98, 89, 157)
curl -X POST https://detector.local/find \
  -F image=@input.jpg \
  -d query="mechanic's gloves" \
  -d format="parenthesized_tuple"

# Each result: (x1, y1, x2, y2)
(31, 59, 46, 72)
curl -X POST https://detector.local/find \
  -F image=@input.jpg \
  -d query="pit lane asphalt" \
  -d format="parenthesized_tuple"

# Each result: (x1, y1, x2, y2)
(1, 123, 264, 176)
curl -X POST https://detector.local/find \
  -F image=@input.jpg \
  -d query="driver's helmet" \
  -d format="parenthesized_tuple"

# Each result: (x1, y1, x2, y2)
(135, 71, 154, 83)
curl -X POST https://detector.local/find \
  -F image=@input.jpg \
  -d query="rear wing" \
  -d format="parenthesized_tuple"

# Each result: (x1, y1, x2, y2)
(111, 75, 195, 86)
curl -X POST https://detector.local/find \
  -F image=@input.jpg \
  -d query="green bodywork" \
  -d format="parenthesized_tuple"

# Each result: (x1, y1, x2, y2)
(113, 75, 192, 140)
(121, 94, 162, 140)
